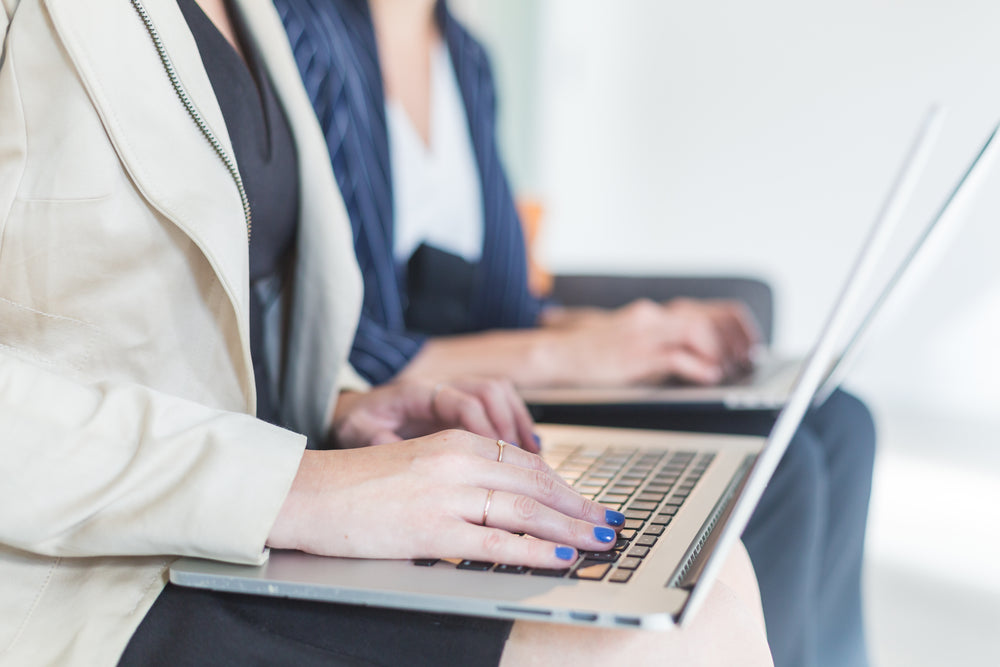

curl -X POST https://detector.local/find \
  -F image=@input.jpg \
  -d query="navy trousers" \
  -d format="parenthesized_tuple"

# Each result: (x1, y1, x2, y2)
(742, 389, 875, 667)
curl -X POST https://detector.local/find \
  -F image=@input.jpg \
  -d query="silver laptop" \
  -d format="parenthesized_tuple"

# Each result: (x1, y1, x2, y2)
(521, 106, 990, 412)
(170, 108, 991, 630)
(169, 358, 811, 629)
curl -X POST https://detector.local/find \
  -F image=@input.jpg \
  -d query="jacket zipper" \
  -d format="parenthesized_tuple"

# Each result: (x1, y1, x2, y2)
(129, 0, 252, 240)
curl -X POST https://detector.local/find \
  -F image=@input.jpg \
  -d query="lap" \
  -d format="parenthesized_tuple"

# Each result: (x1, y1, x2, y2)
(500, 543, 771, 667)
(119, 584, 513, 667)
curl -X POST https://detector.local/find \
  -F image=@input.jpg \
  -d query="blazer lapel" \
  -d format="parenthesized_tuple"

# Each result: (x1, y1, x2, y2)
(238, 0, 364, 440)
(43, 0, 252, 352)
(41, 0, 362, 435)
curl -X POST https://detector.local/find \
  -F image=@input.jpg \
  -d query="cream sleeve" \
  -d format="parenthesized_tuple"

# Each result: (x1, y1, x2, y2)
(0, 350, 305, 565)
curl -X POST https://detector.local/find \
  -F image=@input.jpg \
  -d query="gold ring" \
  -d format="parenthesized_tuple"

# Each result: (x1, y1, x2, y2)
(496, 440, 507, 463)
(481, 489, 495, 526)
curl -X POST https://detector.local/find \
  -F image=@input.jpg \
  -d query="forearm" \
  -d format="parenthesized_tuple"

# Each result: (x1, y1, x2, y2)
(537, 304, 607, 330)
(397, 328, 573, 388)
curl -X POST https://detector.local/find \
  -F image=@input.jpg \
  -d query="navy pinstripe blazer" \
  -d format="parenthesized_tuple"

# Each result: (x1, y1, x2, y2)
(274, 0, 543, 384)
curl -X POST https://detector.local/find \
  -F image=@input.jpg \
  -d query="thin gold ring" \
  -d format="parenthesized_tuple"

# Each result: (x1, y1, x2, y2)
(481, 489, 495, 526)
(496, 440, 507, 463)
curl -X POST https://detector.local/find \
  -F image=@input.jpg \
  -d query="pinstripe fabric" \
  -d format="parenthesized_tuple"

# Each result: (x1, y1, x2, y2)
(274, 0, 542, 384)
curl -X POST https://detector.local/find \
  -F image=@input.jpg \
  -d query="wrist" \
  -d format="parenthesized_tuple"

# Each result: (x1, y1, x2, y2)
(328, 390, 365, 445)
(267, 449, 324, 551)
(521, 328, 572, 387)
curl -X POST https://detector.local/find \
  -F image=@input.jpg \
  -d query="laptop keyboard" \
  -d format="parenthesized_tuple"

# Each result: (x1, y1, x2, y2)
(412, 446, 715, 583)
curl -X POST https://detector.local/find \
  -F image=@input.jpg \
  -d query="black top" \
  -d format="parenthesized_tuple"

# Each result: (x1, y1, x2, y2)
(178, 0, 300, 425)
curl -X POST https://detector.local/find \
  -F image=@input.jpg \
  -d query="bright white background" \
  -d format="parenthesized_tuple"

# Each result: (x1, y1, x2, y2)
(455, 1, 1000, 664)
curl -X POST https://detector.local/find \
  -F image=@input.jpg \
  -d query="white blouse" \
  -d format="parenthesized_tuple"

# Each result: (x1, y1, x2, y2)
(387, 41, 484, 264)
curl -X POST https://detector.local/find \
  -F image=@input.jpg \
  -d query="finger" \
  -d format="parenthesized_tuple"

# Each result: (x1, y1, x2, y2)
(711, 312, 747, 374)
(457, 442, 621, 526)
(651, 348, 724, 385)
(707, 302, 757, 368)
(439, 521, 580, 569)
(471, 459, 625, 528)
(468, 381, 520, 447)
(715, 304, 754, 359)
(672, 313, 727, 366)
(474, 490, 619, 551)
(466, 436, 573, 489)
(495, 379, 539, 454)
(433, 387, 499, 439)
(727, 301, 763, 348)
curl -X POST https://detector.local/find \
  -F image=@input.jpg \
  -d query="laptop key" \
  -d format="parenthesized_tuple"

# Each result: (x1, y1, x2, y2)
(650, 514, 673, 526)
(635, 535, 658, 547)
(572, 561, 612, 580)
(580, 550, 620, 563)
(494, 564, 529, 574)
(530, 567, 572, 577)
(624, 509, 651, 520)
(644, 524, 665, 536)
(617, 557, 642, 570)
(628, 546, 651, 559)
(609, 569, 633, 583)
(623, 519, 645, 530)
(412, 559, 439, 567)
(627, 501, 659, 511)
(457, 560, 494, 571)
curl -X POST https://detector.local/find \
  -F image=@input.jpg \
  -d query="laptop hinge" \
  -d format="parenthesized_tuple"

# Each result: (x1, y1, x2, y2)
(668, 454, 755, 590)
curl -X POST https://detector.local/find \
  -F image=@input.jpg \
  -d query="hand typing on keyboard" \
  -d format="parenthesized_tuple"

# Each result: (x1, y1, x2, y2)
(537, 298, 759, 387)
(331, 377, 537, 451)
(266, 430, 625, 570)
(418, 445, 712, 583)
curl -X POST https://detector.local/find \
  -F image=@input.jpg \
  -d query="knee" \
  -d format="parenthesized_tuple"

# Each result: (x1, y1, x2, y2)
(771, 430, 826, 509)
(810, 389, 876, 463)
(745, 430, 825, 544)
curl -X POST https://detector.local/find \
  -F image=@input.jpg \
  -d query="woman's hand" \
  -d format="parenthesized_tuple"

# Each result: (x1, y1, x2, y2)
(545, 298, 760, 387)
(331, 378, 537, 452)
(267, 430, 624, 569)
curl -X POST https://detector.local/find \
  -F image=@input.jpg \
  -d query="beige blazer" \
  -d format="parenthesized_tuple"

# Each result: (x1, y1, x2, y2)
(0, 0, 365, 664)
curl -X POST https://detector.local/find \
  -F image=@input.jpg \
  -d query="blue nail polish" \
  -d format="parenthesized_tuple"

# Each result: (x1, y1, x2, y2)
(605, 509, 625, 526)
(533, 433, 542, 445)
(555, 546, 575, 561)
(593, 526, 616, 543)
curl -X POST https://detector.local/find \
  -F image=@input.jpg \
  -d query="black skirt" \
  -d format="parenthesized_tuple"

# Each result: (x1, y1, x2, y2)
(119, 583, 513, 667)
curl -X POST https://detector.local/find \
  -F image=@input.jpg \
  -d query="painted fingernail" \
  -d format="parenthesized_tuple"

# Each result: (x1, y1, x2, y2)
(555, 546, 576, 561)
(593, 526, 616, 543)
(510, 442, 519, 449)
(533, 433, 542, 446)
(605, 509, 625, 526)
